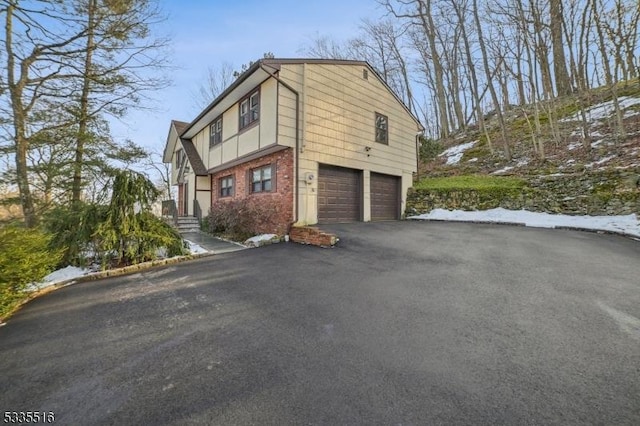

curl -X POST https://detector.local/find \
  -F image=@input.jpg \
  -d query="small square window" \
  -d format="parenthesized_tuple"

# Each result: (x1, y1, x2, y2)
(375, 113, 388, 145)
(250, 164, 273, 193)
(220, 175, 234, 197)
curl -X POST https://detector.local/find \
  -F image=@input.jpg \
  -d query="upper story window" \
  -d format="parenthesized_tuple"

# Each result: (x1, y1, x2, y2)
(210, 117, 222, 148)
(250, 164, 272, 193)
(239, 89, 260, 130)
(175, 149, 185, 167)
(375, 113, 388, 145)
(219, 175, 234, 197)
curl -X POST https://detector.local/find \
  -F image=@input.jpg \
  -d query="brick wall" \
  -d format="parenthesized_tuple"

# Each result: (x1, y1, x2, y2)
(290, 226, 338, 247)
(210, 148, 294, 235)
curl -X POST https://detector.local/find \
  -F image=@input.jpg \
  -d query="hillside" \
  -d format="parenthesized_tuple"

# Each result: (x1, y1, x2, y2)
(420, 79, 640, 178)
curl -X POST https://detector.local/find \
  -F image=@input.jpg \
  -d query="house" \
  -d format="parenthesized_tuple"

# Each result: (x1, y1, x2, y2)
(163, 58, 424, 235)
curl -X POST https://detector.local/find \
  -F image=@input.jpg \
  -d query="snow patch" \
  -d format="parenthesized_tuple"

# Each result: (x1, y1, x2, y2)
(26, 266, 90, 291)
(184, 240, 208, 254)
(567, 142, 582, 151)
(439, 140, 478, 165)
(561, 96, 640, 122)
(409, 208, 640, 237)
(585, 155, 616, 168)
(244, 234, 279, 247)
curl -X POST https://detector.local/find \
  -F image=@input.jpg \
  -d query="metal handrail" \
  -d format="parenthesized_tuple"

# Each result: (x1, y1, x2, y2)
(193, 199, 202, 222)
(162, 199, 178, 226)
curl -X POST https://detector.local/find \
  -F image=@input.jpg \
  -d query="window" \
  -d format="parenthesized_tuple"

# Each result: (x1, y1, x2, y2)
(175, 149, 185, 167)
(240, 89, 260, 129)
(250, 164, 272, 193)
(210, 117, 222, 148)
(375, 113, 388, 144)
(219, 175, 234, 197)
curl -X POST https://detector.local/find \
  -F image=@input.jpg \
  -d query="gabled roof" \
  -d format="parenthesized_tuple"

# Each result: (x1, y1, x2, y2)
(180, 138, 208, 176)
(162, 120, 189, 163)
(179, 58, 424, 140)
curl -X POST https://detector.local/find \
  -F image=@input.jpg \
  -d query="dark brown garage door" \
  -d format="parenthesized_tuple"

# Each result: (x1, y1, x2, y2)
(318, 165, 361, 223)
(371, 172, 400, 221)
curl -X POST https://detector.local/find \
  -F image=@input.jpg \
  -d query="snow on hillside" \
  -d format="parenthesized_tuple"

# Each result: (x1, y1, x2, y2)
(439, 140, 477, 165)
(561, 96, 640, 123)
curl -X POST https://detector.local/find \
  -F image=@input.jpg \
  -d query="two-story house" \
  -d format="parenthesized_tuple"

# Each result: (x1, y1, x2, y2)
(163, 58, 423, 234)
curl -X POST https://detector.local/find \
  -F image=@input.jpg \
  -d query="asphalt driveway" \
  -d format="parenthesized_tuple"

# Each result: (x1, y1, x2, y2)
(1, 221, 639, 425)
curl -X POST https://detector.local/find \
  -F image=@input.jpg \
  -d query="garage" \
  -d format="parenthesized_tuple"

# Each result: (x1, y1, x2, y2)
(370, 172, 400, 221)
(318, 165, 361, 223)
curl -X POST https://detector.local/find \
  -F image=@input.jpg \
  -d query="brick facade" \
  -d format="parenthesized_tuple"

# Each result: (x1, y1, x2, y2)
(290, 226, 338, 247)
(210, 148, 294, 235)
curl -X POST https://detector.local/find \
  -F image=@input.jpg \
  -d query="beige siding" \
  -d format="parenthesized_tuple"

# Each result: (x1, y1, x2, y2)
(195, 175, 210, 215)
(259, 78, 278, 148)
(193, 79, 278, 172)
(237, 125, 260, 157)
(185, 173, 196, 216)
(279, 63, 420, 225)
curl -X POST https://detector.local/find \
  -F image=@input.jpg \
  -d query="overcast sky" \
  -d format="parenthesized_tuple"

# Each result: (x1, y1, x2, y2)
(114, 0, 386, 156)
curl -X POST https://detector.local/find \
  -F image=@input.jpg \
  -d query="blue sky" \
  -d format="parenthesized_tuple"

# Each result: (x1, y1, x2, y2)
(114, 0, 386, 156)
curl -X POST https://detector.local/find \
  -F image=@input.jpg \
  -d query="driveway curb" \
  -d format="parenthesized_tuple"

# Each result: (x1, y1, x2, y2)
(412, 218, 640, 241)
(0, 251, 216, 324)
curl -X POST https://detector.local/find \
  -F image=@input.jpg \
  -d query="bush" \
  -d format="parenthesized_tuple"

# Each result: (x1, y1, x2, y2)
(42, 203, 107, 267)
(208, 197, 287, 241)
(42, 170, 186, 269)
(0, 225, 62, 318)
(419, 137, 443, 161)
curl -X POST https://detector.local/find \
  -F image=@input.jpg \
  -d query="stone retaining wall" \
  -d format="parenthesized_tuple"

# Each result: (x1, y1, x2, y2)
(406, 169, 640, 216)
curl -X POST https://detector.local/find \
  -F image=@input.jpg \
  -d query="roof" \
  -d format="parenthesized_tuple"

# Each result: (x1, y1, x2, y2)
(179, 58, 424, 139)
(162, 120, 189, 163)
(172, 120, 189, 135)
(180, 138, 208, 176)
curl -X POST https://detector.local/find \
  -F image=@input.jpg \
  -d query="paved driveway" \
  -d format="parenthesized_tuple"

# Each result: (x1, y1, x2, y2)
(1, 221, 639, 425)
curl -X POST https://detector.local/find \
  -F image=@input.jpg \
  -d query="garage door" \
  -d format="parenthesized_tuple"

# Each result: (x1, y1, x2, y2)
(318, 165, 361, 223)
(371, 172, 400, 221)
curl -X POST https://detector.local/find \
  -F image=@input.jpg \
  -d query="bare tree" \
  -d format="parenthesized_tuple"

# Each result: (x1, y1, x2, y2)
(192, 62, 235, 110)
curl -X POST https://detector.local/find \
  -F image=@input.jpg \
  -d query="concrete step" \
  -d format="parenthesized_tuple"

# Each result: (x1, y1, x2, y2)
(175, 216, 201, 232)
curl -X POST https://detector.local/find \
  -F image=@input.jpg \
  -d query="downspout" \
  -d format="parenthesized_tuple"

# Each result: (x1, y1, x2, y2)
(259, 64, 300, 224)
(415, 132, 423, 182)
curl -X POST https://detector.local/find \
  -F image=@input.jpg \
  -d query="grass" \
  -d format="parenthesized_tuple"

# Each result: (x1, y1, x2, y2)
(415, 174, 525, 191)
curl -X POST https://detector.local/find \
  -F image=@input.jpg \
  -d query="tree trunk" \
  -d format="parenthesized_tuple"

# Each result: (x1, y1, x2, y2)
(473, 0, 510, 160)
(418, 0, 450, 139)
(5, 2, 37, 227)
(451, 0, 493, 152)
(592, 0, 626, 141)
(550, 0, 573, 95)
(73, 0, 97, 204)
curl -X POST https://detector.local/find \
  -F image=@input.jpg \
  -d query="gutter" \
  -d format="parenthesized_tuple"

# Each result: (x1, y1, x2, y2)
(259, 63, 300, 225)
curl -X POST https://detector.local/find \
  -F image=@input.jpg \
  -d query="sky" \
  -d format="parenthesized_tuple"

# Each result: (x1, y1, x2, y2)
(112, 0, 386, 157)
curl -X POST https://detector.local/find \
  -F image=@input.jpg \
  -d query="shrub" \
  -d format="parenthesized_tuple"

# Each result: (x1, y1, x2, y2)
(0, 225, 62, 318)
(419, 137, 443, 161)
(42, 203, 107, 267)
(208, 197, 288, 241)
(42, 170, 186, 269)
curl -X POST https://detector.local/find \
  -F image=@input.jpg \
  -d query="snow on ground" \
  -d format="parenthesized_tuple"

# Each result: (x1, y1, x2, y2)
(585, 155, 616, 168)
(491, 158, 529, 175)
(244, 233, 278, 247)
(561, 96, 640, 122)
(409, 208, 640, 237)
(26, 266, 90, 292)
(184, 240, 208, 254)
(439, 140, 477, 165)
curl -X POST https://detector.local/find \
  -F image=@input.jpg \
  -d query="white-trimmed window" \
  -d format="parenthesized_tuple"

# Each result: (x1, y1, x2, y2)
(240, 89, 260, 129)
(210, 117, 222, 148)
(220, 175, 234, 197)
